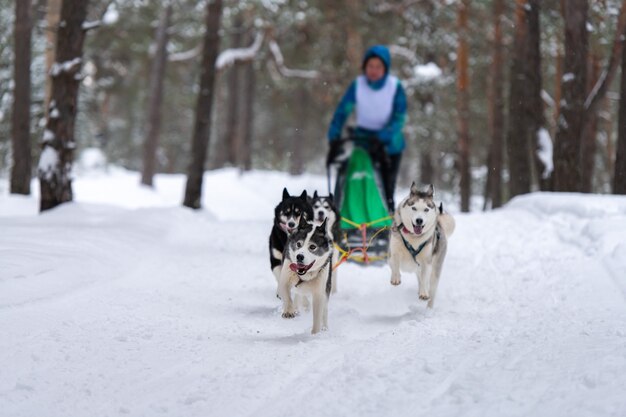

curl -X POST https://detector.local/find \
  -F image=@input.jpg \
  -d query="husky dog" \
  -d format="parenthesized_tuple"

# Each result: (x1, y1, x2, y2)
(269, 188, 313, 283)
(388, 183, 455, 308)
(311, 191, 341, 293)
(277, 216, 334, 334)
(311, 191, 341, 241)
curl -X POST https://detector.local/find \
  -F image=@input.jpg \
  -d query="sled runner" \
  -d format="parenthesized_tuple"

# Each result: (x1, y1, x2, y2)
(327, 132, 392, 265)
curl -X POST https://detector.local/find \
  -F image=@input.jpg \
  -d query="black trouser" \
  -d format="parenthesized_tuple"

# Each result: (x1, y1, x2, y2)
(382, 153, 402, 212)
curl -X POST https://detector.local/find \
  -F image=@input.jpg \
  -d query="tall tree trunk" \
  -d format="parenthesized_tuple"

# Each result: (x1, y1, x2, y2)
(614, 41, 626, 194)
(183, 0, 223, 209)
(506, 0, 532, 198)
(456, 0, 471, 212)
(420, 151, 434, 186)
(44, 0, 61, 119)
(345, 0, 363, 71)
(240, 42, 255, 171)
(11, 0, 33, 195)
(553, 0, 588, 191)
(141, 3, 172, 187)
(224, 14, 243, 167)
(527, 0, 551, 191)
(38, 0, 89, 212)
(581, 53, 601, 193)
(485, 0, 504, 209)
(290, 87, 308, 175)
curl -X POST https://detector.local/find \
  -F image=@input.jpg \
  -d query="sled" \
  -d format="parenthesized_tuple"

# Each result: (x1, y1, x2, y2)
(327, 136, 393, 265)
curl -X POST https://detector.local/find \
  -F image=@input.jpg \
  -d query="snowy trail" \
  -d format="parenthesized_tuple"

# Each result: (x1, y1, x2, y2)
(2, 178, 626, 416)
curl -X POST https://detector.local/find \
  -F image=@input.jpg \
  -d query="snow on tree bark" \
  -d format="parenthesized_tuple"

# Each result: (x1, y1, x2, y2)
(38, 0, 89, 212)
(553, 0, 588, 192)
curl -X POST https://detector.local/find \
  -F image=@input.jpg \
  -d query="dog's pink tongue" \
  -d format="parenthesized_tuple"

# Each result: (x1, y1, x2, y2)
(413, 225, 423, 234)
(289, 263, 300, 272)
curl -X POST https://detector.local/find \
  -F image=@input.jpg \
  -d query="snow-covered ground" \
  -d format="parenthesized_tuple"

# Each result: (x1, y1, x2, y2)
(1, 166, 626, 417)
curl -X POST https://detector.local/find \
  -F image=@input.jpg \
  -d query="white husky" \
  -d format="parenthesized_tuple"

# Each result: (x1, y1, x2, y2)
(277, 217, 334, 334)
(388, 183, 455, 308)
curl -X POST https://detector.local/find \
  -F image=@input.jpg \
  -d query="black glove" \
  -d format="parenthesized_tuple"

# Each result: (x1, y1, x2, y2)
(326, 140, 343, 166)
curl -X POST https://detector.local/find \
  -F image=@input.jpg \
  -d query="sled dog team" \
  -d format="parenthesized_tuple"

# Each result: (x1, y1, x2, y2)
(269, 183, 455, 334)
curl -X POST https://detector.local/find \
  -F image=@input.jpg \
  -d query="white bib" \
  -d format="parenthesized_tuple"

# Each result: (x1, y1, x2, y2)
(355, 75, 398, 131)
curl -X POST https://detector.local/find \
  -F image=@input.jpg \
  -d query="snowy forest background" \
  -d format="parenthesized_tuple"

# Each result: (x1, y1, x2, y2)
(1, 0, 626, 212)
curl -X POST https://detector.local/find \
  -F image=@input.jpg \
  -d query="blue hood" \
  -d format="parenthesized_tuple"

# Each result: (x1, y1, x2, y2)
(362, 45, 391, 74)
(362, 45, 391, 89)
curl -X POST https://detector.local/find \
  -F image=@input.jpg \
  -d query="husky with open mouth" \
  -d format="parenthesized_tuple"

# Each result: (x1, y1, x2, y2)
(388, 183, 455, 308)
(269, 188, 313, 283)
(277, 216, 333, 334)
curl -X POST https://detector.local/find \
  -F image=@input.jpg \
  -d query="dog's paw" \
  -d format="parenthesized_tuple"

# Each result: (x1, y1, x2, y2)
(281, 311, 297, 319)
(390, 277, 401, 286)
(419, 293, 430, 300)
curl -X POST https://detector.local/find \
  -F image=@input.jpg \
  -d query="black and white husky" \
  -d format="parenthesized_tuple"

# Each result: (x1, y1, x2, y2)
(311, 191, 341, 293)
(269, 188, 313, 283)
(388, 183, 455, 308)
(277, 216, 334, 334)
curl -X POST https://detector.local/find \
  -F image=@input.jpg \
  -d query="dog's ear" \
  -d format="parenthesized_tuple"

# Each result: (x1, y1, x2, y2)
(282, 188, 290, 200)
(410, 182, 419, 196)
(313, 190, 319, 199)
(425, 184, 434, 198)
(317, 218, 328, 232)
(300, 190, 307, 200)
(298, 213, 308, 229)
(439, 202, 443, 214)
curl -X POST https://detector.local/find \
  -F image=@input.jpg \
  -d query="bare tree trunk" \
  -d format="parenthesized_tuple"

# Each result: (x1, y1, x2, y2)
(345, 0, 363, 70)
(44, 0, 61, 119)
(485, 0, 504, 209)
(527, 0, 550, 191)
(581, 53, 600, 193)
(240, 42, 255, 172)
(11, 0, 33, 195)
(506, 0, 532, 198)
(456, 0, 471, 212)
(183, 0, 223, 209)
(290, 87, 308, 175)
(225, 14, 243, 167)
(141, 3, 172, 187)
(420, 151, 434, 186)
(614, 38, 626, 194)
(38, 0, 89, 212)
(553, 0, 588, 192)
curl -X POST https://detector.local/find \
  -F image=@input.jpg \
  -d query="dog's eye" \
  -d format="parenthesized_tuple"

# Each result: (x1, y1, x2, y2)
(294, 209, 300, 215)
(296, 241, 303, 248)
(309, 244, 317, 251)
(424, 208, 430, 212)
(411, 207, 417, 211)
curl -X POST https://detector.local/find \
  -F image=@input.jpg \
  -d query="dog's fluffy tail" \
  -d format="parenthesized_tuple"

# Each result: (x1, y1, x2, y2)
(438, 213, 455, 237)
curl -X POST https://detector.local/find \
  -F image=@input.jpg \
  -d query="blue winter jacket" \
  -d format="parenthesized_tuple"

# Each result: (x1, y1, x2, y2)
(327, 45, 407, 155)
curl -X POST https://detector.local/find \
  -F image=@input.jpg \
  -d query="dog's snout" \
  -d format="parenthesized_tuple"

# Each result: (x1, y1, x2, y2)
(296, 254, 304, 262)
(415, 218, 423, 225)
(288, 221, 296, 228)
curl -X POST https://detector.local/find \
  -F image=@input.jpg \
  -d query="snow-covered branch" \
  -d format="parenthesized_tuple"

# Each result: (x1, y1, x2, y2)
(50, 58, 82, 76)
(216, 32, 264, 70)
(168, 45, 202, 63)
(268, 40, 319, 79)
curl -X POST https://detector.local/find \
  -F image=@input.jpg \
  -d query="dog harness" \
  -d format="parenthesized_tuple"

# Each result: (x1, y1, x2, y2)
(398, 225, 441, 263)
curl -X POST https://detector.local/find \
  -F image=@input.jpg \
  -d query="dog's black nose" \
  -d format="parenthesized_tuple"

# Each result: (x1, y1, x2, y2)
(318, 211, 324, 217)
(415, 218, 423, 225)
(296, 254, 304, 262)
(288, 221, 296, 228)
